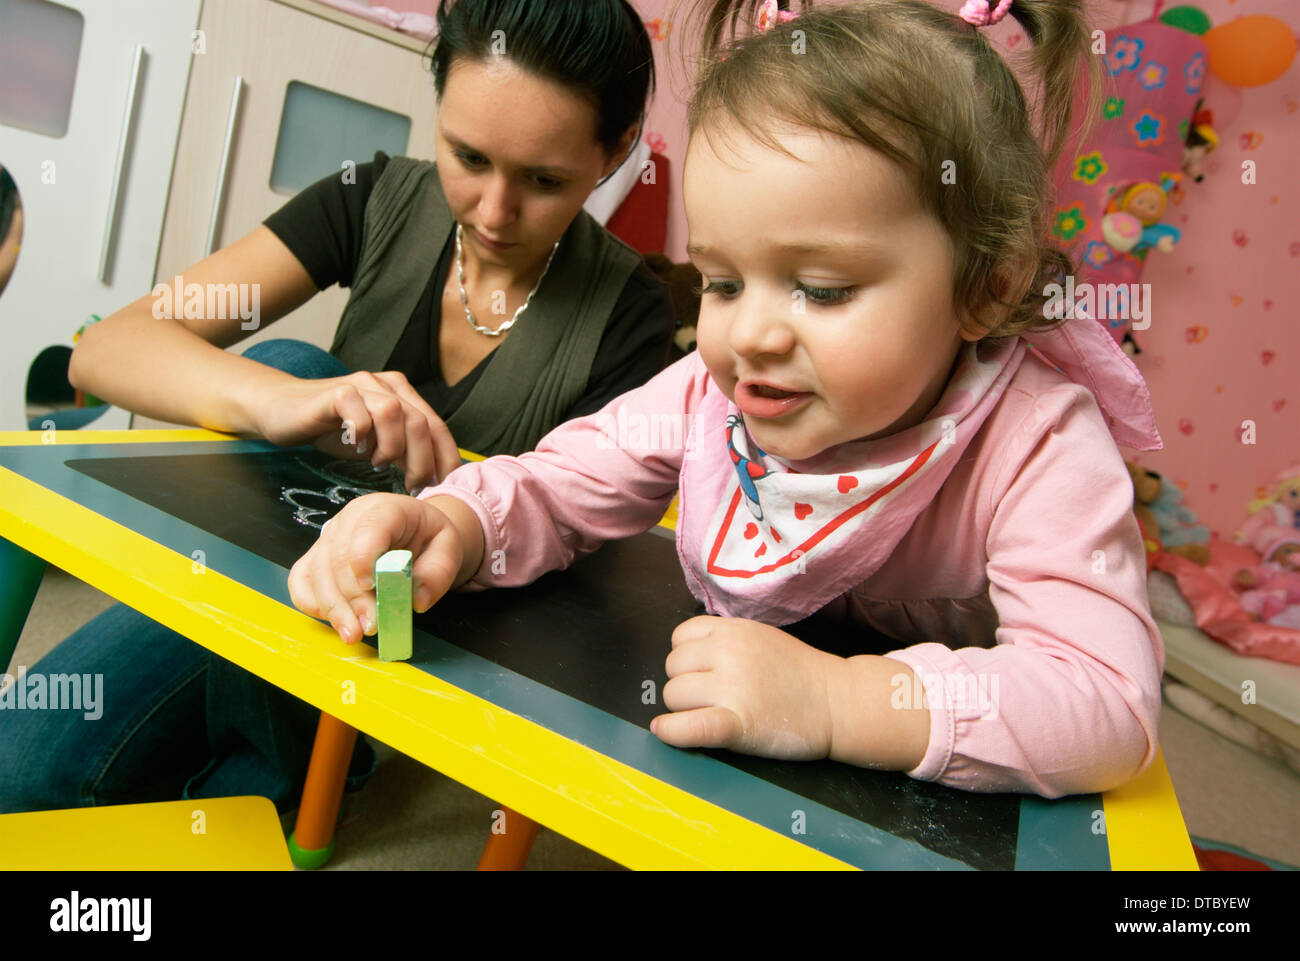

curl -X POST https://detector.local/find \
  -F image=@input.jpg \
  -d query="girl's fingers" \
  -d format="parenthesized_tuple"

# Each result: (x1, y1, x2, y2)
(287, 552, 323, 619)
(409, 522, 464, 612)
(669, 614, 718, 648)
(663, 640, 715, 679)
(660, 671, 717, 713)
(304, 545, 365, 644)
(650, 706, 742, 749)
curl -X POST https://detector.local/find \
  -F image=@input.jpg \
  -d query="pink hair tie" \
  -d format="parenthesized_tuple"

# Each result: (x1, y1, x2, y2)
(959, 0, 1014, 27)
(757, 0, 798, 33)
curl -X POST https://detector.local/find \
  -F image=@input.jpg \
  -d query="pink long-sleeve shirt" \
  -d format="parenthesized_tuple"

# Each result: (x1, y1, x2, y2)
(418, 349, 1164, 798)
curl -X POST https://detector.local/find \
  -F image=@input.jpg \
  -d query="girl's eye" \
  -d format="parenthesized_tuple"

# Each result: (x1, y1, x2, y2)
(533, 176, 563, 191)
(696, 280, 741, 299)
(455, 150, 487, 169)
(798, 283, 855, 306)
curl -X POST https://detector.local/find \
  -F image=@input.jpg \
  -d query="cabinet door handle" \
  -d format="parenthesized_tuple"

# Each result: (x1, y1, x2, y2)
(207, 76, 244, 256)
(98, 45, 146, 284)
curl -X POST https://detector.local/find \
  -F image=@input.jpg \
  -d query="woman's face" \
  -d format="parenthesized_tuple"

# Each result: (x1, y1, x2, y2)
(435, 56, 629, 272)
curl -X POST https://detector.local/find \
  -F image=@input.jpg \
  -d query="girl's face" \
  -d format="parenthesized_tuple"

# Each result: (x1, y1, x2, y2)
(435, 56, 630, 271)
(685, 120, 979, 463)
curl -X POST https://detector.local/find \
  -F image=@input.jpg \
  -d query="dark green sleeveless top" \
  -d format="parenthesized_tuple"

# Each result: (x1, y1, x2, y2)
(329, 156, 642, 456)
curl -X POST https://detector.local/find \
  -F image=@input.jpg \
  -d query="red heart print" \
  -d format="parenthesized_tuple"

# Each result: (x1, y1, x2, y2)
(1262, 351, 1275, 366)
(744, 522, 758, 539)
(1263, 300, 1273, 310)
(794, 502, 813, 519)
(837, 476, 858, 494)
(1209, 483, 1219, 494)
(1291, 242, 1300, 257)
(1274, 399, 1287, 412)
(1178, 418, 1194, 435)
(754, 543, 768, 558)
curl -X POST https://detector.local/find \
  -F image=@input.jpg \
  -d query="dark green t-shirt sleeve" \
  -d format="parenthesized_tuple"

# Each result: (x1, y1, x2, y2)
(261, 151, 390, 290)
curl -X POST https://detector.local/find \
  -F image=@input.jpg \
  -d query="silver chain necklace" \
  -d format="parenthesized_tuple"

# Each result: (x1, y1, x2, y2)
(455, 224, 560, 337)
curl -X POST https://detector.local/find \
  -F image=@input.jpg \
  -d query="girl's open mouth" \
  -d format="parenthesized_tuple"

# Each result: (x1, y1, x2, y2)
(735, 382, 812, 418)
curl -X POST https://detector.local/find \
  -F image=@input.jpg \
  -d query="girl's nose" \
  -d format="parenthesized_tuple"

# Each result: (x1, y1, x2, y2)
(727, 290, 796, 358)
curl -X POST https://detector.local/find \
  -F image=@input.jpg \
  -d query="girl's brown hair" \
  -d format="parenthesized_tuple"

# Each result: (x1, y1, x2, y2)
(677, 0, 1102, 337)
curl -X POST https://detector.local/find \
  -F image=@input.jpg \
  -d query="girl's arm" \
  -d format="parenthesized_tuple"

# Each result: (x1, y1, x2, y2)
(416, 351, 712, 587)
(858, 386, 1163, 797)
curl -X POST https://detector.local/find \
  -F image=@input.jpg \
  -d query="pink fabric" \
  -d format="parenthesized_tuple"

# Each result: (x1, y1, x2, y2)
(959, 0, 1014, 27)
(1155, 540, 1300, 667)
(683, 337, 1025, 625)
(419, 344, 1164, 797)
(307, 0, 437, 41)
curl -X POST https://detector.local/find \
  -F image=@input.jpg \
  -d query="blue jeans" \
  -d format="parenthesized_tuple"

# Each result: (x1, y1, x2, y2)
(0, 339, 376, 814)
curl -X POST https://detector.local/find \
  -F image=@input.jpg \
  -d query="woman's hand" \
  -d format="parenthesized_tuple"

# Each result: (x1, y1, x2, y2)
(652, 616, 841, 760)
(288, 492, 466, 644)
(255, 370, 462, 493)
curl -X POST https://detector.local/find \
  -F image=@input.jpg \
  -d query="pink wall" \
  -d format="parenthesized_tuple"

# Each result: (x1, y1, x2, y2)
(367, 0, 1299, 541)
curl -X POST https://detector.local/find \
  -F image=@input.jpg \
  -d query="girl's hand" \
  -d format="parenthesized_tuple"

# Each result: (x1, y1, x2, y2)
(254, 370, 462, 494)
(652, 616, 840, 760)
(287, 492, 465, 644)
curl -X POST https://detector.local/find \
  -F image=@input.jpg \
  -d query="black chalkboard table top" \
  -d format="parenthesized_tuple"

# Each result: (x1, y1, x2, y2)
(0, 430, 1198, 869)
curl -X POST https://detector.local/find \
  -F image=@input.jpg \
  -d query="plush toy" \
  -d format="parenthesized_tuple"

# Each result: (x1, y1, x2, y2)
(1234, 538, 1300, 627)
(1180, 99, 1219, 183)
(1148, 471, 1210, 551)
(1236, 466, 1300, 555)
(644, 253, 703, 356)
(1128, 462, 1210, 567)
(1128, 462, 1164, 570)
(1101, 176, 1183, 257)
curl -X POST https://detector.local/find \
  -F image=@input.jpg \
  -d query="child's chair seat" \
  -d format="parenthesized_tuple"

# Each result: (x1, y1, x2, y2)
(0, 796, 293, 870)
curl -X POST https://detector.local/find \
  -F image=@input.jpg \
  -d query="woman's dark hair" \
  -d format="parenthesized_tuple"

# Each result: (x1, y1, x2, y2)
(0, 166, 18, 243)
(428, 0, 655, 162)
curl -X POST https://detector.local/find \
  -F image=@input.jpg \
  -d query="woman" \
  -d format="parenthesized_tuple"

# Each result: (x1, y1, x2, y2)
(1, 0, 672, 815)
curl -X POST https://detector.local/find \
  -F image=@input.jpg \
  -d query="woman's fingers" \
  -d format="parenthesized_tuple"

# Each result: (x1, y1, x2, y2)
(328, 383, 375, 456)
(371, 372, 461, 487)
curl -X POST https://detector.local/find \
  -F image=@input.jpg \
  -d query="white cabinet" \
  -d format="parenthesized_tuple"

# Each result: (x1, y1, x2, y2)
(134, 0, 441, 430)
(0, 0, 202, 430)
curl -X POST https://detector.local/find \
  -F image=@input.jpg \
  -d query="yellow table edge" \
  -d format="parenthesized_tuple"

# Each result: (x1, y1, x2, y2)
(1103, 747, 1198, 870)
(0, 430, 839, 870)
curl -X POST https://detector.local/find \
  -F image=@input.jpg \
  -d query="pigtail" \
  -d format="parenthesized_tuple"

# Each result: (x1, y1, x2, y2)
(1003, 0, 1103, 175)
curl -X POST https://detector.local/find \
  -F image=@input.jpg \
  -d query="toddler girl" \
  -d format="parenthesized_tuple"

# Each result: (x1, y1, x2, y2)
(290, 0, 1165, 797)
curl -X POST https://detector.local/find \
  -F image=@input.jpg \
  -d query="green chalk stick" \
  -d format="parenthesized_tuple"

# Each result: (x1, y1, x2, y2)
(375, 549, 413, 662)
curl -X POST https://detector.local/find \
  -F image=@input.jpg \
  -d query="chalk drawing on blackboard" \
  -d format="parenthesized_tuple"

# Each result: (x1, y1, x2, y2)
(280, 456, 407, 531)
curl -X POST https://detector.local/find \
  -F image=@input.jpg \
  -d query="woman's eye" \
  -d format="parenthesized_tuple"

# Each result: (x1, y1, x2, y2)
(456, 151, 487, 169)
(697, 280, 741, 299)
(799, 283, 855, 306)
(534, 176, 563, 191)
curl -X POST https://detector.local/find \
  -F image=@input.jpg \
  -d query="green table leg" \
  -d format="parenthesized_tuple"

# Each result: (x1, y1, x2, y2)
(0, 536, 47, 673)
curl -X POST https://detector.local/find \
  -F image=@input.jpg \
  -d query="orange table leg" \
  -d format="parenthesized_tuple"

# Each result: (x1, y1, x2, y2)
(477, 805, 541, 870)
(286, 712, 357, 869)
